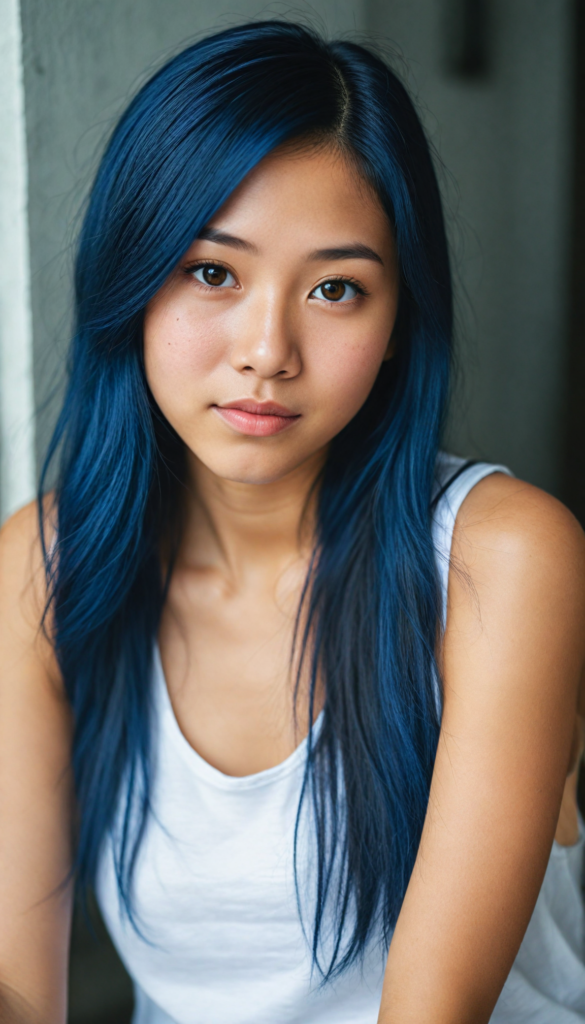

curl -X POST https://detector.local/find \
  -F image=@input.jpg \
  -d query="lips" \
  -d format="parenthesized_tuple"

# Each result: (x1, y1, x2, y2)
(213, 398, 301, 437)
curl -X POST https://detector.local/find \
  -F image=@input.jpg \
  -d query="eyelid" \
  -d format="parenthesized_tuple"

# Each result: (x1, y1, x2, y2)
(310, 275, 368, 299)
(183, 258, 240, 288)
(181, 263, 368, 298)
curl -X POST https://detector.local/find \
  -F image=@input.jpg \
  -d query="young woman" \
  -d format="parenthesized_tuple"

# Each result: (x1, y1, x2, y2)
(0, 21, 583, 1024)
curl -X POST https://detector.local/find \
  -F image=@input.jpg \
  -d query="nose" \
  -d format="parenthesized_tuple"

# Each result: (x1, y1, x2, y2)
(230, 291, 302, 380)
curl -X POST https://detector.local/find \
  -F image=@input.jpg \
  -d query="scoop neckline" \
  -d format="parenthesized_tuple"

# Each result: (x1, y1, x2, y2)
(153, 644, 324, 791)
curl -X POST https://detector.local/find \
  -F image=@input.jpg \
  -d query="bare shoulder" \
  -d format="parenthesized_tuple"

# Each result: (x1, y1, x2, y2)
(454, 472, 585, 589)
(0, 494, 58, 673)
(448, 472, 585, 711)
(0, 492, 55, 571)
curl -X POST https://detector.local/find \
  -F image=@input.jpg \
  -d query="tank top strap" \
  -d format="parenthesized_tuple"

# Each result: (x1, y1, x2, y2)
(432, 453, 513, 631)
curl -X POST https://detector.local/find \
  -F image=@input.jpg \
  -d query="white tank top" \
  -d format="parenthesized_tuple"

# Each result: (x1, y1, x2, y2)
(96, 455, 585, 1023)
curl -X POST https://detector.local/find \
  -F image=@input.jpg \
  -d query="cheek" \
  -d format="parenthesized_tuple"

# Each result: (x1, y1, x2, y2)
(143, 296, 224, 412)
(309, 321, 391, 432)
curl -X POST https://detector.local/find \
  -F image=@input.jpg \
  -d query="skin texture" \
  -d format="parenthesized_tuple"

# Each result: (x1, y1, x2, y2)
(0, 145, 583, 1023)
(378, 476, 585, 1023)
(0, 503, 72, 1022)
(146, 147, 398, 773)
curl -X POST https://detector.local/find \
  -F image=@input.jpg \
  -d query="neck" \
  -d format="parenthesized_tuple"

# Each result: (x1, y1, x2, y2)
(180, 449, 326, 585)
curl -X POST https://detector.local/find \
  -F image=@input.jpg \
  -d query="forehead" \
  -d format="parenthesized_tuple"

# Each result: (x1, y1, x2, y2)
(205, 144, 393, 259)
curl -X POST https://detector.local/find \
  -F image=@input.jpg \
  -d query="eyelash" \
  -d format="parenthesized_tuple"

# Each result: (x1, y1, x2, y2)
(183, 260, 236, 291)
(313, 277, 368, 300)
(183, 260, 369, 302)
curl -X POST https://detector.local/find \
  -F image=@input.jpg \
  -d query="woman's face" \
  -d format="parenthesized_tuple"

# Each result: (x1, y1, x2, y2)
(144, 145, 399, 485)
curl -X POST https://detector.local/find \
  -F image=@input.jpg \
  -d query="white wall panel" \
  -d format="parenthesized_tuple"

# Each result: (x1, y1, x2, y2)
(0, 0, 35, 518)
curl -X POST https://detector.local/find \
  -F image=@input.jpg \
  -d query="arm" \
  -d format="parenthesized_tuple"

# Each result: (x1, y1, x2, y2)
(0, 503, 73, 1023)
(554, 715, 584, 846)
(378, 476, 585, 1024)
(0, 985, 45, 1024)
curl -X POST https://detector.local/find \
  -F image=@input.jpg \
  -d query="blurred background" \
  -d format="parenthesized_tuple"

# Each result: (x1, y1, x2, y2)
(0, 0, 583, 1021)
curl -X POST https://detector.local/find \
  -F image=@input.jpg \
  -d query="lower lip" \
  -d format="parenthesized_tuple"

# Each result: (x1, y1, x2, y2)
(213, 406, 301, 437)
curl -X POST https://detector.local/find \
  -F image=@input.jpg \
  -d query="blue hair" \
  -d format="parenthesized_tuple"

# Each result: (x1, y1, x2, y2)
(41, 21, 451, 977)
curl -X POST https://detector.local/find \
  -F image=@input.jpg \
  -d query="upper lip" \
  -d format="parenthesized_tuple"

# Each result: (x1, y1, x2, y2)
(216, 399, 300, 417)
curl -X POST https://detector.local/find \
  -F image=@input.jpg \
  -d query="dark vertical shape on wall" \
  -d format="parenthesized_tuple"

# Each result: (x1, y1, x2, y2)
(445, 0, 490, 79)
(563, 0, 585, 524)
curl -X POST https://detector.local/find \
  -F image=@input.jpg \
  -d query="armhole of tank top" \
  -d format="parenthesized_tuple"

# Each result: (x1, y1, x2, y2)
(431, 456, 513, 717)
(430, 458, 481, 512)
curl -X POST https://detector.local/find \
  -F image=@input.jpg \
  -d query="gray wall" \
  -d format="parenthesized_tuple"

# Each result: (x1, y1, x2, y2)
(21, 0, 367, 473)
(21, 0, 572, 493)
(368, 0, 572, 491)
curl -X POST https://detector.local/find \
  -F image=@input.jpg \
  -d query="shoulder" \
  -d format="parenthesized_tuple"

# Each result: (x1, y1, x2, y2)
(453, 472, 585, 584)
(0, 494, 55, 594)
(448, 472, 585, 708)
(0, 492, 55, 569)
(0, 495, 58, 674)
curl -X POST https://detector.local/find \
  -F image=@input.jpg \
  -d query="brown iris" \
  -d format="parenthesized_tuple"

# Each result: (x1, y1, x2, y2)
(320, 280, 347, 301)
(202, 265, 228, 286)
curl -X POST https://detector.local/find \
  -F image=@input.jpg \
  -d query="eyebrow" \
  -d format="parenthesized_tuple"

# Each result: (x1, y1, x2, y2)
(197, 228, 384, 266)
(308, 244, 384, 266)
(197, 226, 258, 252)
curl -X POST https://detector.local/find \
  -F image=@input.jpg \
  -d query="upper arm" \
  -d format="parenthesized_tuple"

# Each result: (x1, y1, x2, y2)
(380, 476, 585, 1024)
(0, 501, 73, 1022)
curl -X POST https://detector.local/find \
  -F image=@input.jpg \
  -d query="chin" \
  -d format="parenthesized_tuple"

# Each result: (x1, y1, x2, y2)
(193, 450, 307, 487)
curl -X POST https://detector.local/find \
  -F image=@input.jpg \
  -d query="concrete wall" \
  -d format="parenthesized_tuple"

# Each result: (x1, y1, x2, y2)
(367, 0, 572, 491)
(20, 0, 367, 483)
(4, 0, 572, 510)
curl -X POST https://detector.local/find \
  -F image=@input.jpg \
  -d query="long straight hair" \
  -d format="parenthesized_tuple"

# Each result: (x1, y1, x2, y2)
(41, 21, 451, 977)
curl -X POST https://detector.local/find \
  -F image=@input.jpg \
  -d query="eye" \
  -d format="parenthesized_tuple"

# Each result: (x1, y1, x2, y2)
(312, 279, 360, 303)
(191, 263, 236, 288)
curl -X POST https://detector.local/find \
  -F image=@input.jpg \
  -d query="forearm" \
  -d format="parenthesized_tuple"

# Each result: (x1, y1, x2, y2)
(375, 799, 556, 1024)
(377, 950, 499, 1024)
